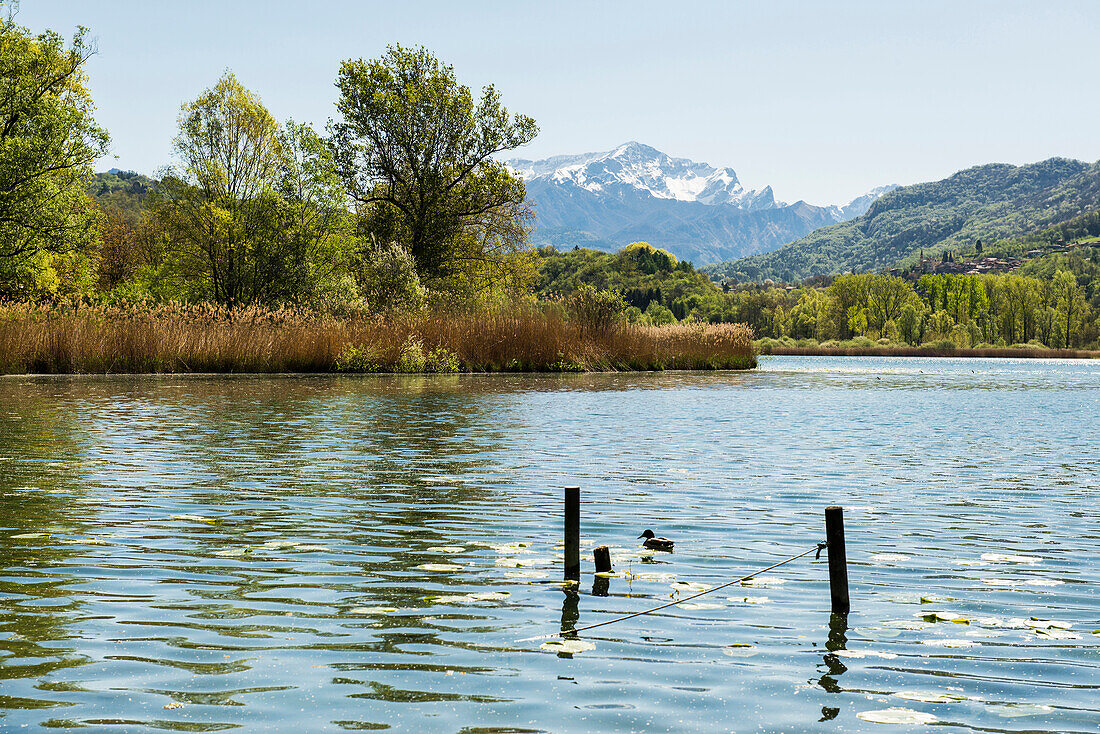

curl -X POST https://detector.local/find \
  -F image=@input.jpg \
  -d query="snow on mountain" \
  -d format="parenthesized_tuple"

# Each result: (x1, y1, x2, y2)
(509, 141, 780, 208)
(507, 142, 897, 265)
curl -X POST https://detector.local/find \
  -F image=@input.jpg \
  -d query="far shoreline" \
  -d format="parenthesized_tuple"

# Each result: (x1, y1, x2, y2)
(757, 345, 1100, 359)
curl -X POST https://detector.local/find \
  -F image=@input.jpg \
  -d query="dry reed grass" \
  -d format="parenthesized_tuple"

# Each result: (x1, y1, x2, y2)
(0, 301, 756, 374)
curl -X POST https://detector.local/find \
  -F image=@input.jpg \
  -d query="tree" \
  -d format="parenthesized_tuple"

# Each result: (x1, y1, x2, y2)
(1051, 269, 1086, 347)
(0, 6, 109, 295)
(154, 72, 284, 304)
(332, 45, 538, 282)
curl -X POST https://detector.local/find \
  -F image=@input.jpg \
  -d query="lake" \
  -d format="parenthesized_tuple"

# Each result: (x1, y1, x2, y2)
(1, 356, 1097, 732)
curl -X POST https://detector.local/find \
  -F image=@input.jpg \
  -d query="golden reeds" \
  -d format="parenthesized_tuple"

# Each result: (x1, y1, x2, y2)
(0, 301, 756, 374)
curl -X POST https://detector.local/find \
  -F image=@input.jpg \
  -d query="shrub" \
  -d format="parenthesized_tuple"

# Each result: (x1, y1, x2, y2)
(425, 345, 461, 372)
(334, 343, 380, 372)
(396, 336, 426, 372)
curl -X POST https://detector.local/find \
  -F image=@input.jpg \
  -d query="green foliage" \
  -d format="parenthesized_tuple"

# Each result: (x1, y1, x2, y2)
(332, 45, 538, 283)
(0, 9, 109, 296)
(333, 343, 380, 372)
(396, 335, 426, 372)
(425, 345, 460, 373)
(709, 158, 1100, 282)
(354, 240, 426, 312)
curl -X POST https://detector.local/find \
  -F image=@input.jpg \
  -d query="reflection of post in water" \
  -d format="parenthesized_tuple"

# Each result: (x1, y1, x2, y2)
(817, 612, 849, 720)
(560, 589, 580, 635)
(591, 575, 610, 596)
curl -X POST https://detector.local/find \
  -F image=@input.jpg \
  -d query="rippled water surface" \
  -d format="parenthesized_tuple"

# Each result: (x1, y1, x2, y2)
(1, 356, 1098, 732)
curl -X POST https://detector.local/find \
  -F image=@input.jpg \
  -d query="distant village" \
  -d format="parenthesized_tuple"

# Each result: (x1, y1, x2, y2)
(893, 238, 1100, 279)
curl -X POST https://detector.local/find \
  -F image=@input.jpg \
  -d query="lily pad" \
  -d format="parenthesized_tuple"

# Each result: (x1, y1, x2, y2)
(504, 569, 548, 579)
(495, 557, 550, 568)
(856, 708, 937, 725)
(895, 690, 968, 703)
(680, 601, 724, 610)
(883, 619, 932, 630)
(425, 546, 466, 554)
(871, 553, 910, 562)
(721, 644, 757, 658)
(10, 532, 49, 539)
(466, 591, 511, 601)
(739, 576, 784, 587)
(981, 553, 1040, 564)
(292, 545, 330, 552)
(350, 606, 398, 615)
(416, 563, 464, 572)
(1025, 618, 1072, 630)
(922, 638, 976, 648)
(541, 638, 595, 654)
(671, 581, 710, 593)
(728, 596, 769, 605)
(1033, 628, 1080, 640)
(987, 703, 1054, 718)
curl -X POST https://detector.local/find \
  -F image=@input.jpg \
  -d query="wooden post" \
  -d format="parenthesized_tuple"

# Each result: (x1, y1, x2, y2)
(593, 545, 612, 574)
(825, 506, 850, 614)
(564, 486, 580, 581)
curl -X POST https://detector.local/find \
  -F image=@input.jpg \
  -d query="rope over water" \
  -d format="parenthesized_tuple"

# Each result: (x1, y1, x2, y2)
(517, 541, 828, 643)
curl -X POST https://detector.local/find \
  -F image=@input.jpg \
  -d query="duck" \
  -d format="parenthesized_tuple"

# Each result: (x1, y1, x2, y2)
(638, 529, 674, 551)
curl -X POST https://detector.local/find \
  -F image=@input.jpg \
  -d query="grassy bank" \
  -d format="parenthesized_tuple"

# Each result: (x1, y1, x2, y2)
(0, 302, 756, 375)
(756, 337, 1099, 359)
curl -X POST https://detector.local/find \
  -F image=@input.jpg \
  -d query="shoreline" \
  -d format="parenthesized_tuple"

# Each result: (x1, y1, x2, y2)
(757, 345, 1100, 359)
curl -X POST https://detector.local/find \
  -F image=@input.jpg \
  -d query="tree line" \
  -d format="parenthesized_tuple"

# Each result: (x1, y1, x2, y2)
(0, 7, 537, 308)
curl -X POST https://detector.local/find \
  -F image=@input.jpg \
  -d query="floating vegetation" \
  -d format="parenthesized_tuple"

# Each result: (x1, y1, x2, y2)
(261, 540, 301, 550)
(10, 532, 49, 539)
(293, 545, 330, 552)
(981, 578, 1022, 587)
(739, 576, 784, 587)
(503, 569, 548, 579)
(1033, 628, 1080, 640)
(416, 563, 464, 572)
(919, 612, 969, 624)
(856, 708, 937, 725)
(425, 546, 466, 554)
(350, 607, 398, 615)
(894, 690, 969, 704)
(495, 557, 549, 568)
(981, 553, 1040, 564)
(214, 548, 250, 558)
(832, 649, 898, 659)
(58, 537, 109, 546)
(871, 553, 910, 562)
(630, 571, 676, 582)
(489, 542, 532, 554)
(883, 619, 933, 630)
(680, 602, 724, 610)
(1025, 618, 1073, 630)
(426, 591, 510, 605)
(986, 703, 1054, 717)
(727, 596, 769, 605)
(721, 644, 757, 658)
(922, 638, 977, 648)
(168, 514, 219, 524)
(671, 581, 710, 594)
(540, 639, 594, 655)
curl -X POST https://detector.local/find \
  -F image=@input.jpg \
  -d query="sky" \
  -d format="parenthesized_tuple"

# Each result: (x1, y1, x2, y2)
(16, 0, 1100, 205)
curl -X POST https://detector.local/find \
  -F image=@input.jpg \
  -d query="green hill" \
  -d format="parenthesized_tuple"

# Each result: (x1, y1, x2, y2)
(704, 157, 1100, 282)
(86, 170, 154, 218)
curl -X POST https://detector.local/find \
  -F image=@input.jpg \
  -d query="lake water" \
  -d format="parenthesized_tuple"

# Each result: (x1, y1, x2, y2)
(1, 356, 1097, 732)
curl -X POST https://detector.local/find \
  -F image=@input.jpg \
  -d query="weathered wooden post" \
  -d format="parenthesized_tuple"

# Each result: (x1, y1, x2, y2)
(593, 545, 612, 574)
(824, 505, 850, 614)
(564, 486, 580, 581)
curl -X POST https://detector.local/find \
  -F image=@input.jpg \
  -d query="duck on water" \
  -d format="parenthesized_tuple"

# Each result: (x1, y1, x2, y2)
(638, 529, 674, 551)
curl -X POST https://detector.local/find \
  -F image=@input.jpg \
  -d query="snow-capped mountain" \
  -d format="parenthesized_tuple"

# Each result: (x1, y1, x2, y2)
(508, 143, 895, 266)
(510, 141, 778, 209)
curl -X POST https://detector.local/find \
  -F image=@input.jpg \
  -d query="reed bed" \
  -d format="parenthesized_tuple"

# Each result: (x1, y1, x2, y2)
(0, 301, 756, 374)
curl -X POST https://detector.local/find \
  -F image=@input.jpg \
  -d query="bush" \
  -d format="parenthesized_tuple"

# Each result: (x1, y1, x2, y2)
(334, 343, 380, 372)
(425, 345, 461, 372)
(396, 335, 426, 372)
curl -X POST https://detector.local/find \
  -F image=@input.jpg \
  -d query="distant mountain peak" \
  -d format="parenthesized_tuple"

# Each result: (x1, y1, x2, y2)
(509, 142, 765, 207)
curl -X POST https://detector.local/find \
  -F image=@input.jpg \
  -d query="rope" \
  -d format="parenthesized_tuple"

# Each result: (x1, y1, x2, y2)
(517, 541, 827, 643)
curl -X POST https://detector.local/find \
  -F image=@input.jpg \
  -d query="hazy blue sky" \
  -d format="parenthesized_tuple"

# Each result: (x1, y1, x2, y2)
(17, 0, 1100, 204)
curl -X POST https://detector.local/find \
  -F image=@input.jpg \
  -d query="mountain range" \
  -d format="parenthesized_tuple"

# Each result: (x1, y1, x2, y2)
(509, 142, 895, 265)
(705, 157, 1100, 282)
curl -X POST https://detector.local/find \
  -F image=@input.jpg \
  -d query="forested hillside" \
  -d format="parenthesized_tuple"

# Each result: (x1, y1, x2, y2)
(706, 158, 1100, 282)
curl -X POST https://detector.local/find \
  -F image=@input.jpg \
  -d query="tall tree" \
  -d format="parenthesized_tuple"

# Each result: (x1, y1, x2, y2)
(154, 72, 283, 304)
(332, 45, 537, 282)
(0, 5, 109, 294)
